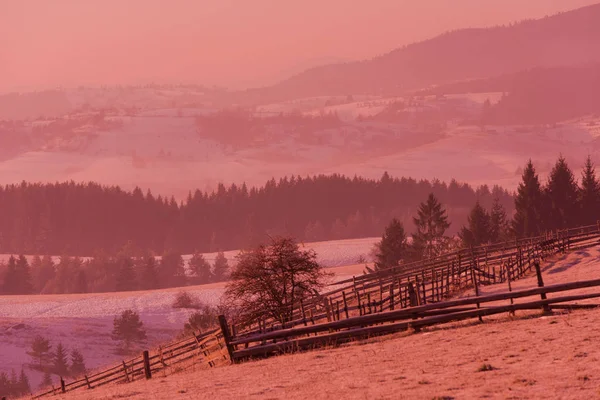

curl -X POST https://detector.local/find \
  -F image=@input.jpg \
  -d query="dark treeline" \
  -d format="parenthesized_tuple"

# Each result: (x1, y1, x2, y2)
(0, 174, 514, 256)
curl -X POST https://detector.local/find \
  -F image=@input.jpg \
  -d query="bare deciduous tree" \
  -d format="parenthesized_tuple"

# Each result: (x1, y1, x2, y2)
(224, 237, 332, 327)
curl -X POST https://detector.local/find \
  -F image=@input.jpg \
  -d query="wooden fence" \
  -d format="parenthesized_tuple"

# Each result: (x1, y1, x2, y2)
(31, 223, 600, 397)
(233, 224, 600, 338)
(32, 328, 229, 398)
(224, 273, 600, 361)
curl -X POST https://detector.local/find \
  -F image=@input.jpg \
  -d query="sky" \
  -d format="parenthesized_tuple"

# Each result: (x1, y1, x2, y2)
(1, 0, 599, 93)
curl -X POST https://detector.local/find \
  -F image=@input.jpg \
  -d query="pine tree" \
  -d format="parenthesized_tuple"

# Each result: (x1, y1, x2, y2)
(18, 368, 31, 395)
(512, 160, 544, 237)
(489, 196, 510, 243)
(36, 255, 56, 294)
(53, 342, 69, 377)
(212, 252, 230, 282)
(74, 270, 88, 293)
(459, 201, 491, 248)
(0, 372, 9, 396)
(579, 155, 600, 225)
(371, 218, 409, 272)
(2, 256, 18, 294)
(412, 193, 451, 259)
(139, 255, 159, 290)
(70, 349, 87, 376)
(39, 370, 53, 390)
(27, 335, 52, 369)
(16, 255, 33, 294)
(545, 156, 579, 230)
(159, 251, 186, 288)
(112, 309, 147, 351)
(115, 256, 137, 292)
(189, 252, 212, 285)
(9, 369, 18, 396)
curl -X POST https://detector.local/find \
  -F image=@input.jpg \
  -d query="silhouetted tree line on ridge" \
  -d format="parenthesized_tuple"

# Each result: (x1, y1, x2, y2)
(0, 174, 513, 256)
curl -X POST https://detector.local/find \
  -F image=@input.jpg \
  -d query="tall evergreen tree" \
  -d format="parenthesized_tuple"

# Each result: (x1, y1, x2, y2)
(27, 335, 52, 369)
(70, 349, 87, 376)
(115, 256, 136, 292)
(112, 309, 147, 351)
(139, 255, 159, 290)
(412, 193, 451, 259)
(459, 201, 491, 248)
(53, 342, 69, 377)
(189, 252, 212, 284)
(2, 256, 18, 294)
(212, 252, 230, 282)
(512, 160, 544, 237)
(16, 255, 33, 294)
(0, 372, 9, 396)
(489, 196, 510, 243)
(18, 368, 31, 395)
(545, 156, 579, 230)
(159, 251, 186, 288)
(39, 371, 53, 390)
(371, 218, 409, 272)
(579, 155, 600, 225)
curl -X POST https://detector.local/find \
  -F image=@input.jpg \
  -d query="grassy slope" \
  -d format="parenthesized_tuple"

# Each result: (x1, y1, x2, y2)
(50, 247, 600, 400)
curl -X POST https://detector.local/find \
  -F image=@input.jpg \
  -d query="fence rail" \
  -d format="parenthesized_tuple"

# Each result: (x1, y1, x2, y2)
(31, 223, 600, 397)
(32, 328, 227, 398)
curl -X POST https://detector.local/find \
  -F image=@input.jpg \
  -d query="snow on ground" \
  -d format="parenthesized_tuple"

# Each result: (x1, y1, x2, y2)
(0, 237, 376, 389)
(53, 245, 600, 400)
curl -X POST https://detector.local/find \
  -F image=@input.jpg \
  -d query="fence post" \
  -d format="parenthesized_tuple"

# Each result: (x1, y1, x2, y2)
(342, 291, 349, 318)
(534, 261, 551, 314)
(60, 377, 66, 393)
(218, 315, 235, 363)
(143, 350, 152, 380)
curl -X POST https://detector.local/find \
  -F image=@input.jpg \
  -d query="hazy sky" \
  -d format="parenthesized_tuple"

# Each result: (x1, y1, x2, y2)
(1, 0, 598, 92)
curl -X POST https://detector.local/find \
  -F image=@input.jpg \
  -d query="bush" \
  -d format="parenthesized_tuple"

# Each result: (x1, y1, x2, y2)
(183, 304, 218, 335)
(172, 291, 200, 309)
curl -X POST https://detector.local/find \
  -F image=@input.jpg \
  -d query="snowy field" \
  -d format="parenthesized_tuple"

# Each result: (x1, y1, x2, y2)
(2, 93, 600, 199)
(0, 237, 376, 389)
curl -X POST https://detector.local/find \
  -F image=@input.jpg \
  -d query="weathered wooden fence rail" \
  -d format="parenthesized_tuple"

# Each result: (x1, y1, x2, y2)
(32, 328, 227, 398)
(224, 277, 600, 361)
(31, 224, 600, 397)
(237, 224, 600, 337)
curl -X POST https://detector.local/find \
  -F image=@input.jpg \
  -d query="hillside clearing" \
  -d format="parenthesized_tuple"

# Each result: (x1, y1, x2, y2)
(51, 307, 600, 400)
(47, 246, 600, 400)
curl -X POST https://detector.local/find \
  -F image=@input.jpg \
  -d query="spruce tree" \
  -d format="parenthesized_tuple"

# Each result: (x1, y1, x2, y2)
(159, 251, 186, 288)
(545, 156, 579, 230)
(489, 197, 510, 243)
(70, 348, 87, 376)
(0, 372, 9, 395)
(16, 255, 33, 294)
(18, 368, 31, 395)
(212, 252, 230, 282)
(189, 252, 212, 284)
(2, 256, 18, 294)
(140, 255, 159, 290)
(39, 371, 53, 390)
(512, 160, 544, 237)
(27, 335, 52, 369)
(112, 309, 147, 351)
(459, 201, 491, 248)
(372, 218, 409, 271)
(53, 342, 69, 377)
(579, 155, 600, 225)
(412, 193, 451, 259)
(115, 256, 136, 292)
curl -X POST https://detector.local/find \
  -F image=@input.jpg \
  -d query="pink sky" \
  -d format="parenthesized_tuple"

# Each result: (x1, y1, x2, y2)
(1, 0, 598, 93)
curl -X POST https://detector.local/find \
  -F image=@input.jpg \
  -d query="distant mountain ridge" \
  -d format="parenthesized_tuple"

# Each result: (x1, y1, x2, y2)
(233, 3, 600, 104)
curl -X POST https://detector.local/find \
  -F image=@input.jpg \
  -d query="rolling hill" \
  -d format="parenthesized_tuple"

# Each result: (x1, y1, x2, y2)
(232, 3, 600, 104)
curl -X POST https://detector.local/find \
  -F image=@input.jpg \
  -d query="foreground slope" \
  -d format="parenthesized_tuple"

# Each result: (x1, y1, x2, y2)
(51, 247, 600, 400)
